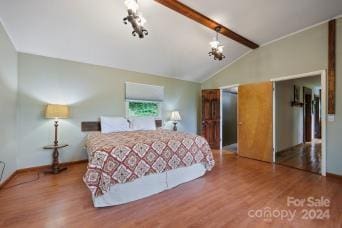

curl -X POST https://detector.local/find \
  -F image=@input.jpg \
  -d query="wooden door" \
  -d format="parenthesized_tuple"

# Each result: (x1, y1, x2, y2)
(303, 87, 312, 142)
(202, 90, 220, 149)
(314, 91, 322, 139)
(238, 82, 273, 162)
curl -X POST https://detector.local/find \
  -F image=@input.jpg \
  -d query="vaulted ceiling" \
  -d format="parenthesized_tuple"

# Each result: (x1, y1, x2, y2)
(0, 0, 341, 82)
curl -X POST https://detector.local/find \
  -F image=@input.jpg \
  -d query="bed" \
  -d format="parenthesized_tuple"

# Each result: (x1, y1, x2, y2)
(82, 121, 215, 207)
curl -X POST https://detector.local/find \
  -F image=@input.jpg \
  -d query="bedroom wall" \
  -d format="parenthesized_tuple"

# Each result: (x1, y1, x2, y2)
(202, 18, 342, 175)
(17, 53, 201, 169)
(0, 21, 18, 183)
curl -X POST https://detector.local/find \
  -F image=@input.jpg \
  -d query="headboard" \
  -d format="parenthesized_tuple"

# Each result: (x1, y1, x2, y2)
(81, 120, 163, 132)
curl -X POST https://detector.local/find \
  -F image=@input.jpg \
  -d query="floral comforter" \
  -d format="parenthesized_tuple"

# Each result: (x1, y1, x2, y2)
(83, 129, 215, 196)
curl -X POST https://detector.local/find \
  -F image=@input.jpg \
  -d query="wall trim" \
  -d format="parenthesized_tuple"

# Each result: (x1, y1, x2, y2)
(0, 171, 16, 190)
(0, 159, 88, 189)
(326, 172, 342, 179)
(276, 143, 305, 154)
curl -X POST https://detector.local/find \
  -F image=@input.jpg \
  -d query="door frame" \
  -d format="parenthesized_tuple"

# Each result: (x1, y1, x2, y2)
(219, 84, 240, 150)
(271, 70, 327, 176)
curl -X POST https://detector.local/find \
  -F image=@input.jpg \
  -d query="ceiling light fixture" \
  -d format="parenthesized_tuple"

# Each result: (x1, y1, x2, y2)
(209, 26, 225, 61)
(123, 0, 148, 39)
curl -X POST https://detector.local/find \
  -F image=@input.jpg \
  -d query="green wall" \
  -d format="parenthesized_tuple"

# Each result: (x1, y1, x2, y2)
(202, 19, 342, 175)
(0, 22, 18, 183)
(17, 53, 201, 168)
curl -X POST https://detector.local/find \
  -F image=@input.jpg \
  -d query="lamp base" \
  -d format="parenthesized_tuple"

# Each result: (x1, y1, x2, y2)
(173, 122, 177, 131)
(43, 144, 69, 175)
(44, 166, 67, 175)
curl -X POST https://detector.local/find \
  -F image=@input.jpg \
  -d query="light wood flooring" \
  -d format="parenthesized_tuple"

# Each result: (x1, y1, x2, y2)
(0, 151, 341, 227)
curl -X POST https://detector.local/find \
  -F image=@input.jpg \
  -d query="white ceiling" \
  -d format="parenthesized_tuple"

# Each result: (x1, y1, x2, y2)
(0, 0, 341, 82)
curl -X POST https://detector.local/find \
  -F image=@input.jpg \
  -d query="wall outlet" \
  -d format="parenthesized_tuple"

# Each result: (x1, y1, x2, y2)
(328, 114, 335, 122)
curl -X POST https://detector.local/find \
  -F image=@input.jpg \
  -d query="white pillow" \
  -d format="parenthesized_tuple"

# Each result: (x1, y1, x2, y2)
(100, 116, 129, 133)
(129, 117, 156, 131)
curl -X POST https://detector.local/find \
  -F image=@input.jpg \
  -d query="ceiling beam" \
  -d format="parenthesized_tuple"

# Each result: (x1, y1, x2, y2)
(154, 0, 259, 49)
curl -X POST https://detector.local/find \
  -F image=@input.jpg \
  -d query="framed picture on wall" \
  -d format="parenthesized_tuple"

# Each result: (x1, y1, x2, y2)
(291, 85, 304, 107)
(294, 85, 300, 103)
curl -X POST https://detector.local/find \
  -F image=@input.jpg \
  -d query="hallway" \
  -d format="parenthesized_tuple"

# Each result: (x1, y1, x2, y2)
(275, 140, 321, 174)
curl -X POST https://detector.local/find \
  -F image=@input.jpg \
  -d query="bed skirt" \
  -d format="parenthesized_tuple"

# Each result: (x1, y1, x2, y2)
(92, 163, 206, 207)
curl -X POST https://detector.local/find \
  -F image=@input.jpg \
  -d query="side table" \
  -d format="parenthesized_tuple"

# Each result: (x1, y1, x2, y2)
(43, 144, 68, 174)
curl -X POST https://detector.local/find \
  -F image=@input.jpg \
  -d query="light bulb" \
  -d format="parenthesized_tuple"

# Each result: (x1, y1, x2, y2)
(210, 40, 219, 49)
(137, 14, 146, 26)
(218, 45, 224, 53)
(125, 0, 139, 12)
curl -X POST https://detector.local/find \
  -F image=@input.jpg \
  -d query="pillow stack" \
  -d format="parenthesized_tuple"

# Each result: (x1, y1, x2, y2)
(100, 116, 156, 133)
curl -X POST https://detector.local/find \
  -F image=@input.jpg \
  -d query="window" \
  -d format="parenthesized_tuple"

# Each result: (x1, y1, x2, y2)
(126, 100, 161, 118)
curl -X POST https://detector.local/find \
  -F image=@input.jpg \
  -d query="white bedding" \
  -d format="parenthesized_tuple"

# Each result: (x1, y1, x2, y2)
(93, 163, 206, 207)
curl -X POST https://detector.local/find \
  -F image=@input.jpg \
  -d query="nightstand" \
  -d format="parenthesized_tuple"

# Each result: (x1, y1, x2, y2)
(43, 144, 68, 174)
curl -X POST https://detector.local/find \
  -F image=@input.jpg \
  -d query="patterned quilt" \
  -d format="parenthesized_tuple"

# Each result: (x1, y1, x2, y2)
(83, 129, 215, 197)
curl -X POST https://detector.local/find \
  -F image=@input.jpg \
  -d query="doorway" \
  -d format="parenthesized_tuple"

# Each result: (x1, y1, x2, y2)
(303, 87, 313, 143)
(273, 73, 325, 175)
(203, 71, 326, 175)
(219, 82, 273, 163)
(201, 90, 220, 149)
(221, 86, 238, 153)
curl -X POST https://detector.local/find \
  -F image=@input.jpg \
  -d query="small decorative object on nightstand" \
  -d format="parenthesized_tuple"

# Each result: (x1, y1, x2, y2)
(170, 111, 181, 131)
(44, 104, 70, 174)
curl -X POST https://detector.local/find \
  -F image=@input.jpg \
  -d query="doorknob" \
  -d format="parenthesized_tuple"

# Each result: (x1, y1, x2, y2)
(238, 122, 243, 125)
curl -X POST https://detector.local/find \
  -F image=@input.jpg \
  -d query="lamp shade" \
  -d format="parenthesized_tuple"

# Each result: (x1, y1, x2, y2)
(170, 111, 181, 121)
(45, 104, 70, 119)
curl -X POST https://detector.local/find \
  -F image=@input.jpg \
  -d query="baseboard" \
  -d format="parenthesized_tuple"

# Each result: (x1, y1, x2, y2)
(327, 172, 342, 179)
(16, 159, 88, 174)
(0, 171, 17, 190)
(276, 143, 304, 154)
(0, 159, 88, 189)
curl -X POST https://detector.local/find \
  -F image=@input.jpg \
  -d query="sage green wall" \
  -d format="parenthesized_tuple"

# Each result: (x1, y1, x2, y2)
(0, 21, 18, 183)
(17, 53, 200, 168)
(202, 19, 342, 175)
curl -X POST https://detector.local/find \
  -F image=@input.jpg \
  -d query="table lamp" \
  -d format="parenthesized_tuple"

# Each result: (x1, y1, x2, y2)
(170, 111, 181, 131)
(45, 104, 70, 146)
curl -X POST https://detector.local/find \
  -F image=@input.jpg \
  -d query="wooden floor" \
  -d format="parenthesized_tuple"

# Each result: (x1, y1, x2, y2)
(276, 141, 321, 174)
(0, 151, 341, 228)
(222, 143, 238, 154)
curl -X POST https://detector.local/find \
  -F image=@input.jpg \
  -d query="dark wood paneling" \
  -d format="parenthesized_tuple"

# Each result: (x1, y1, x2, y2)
(81, 121, 101, 132)
(202, 90, 220, 149)
(154, 0, 259, 49)
(328, 19, 336, 114)
(81, 120, 163, 132)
